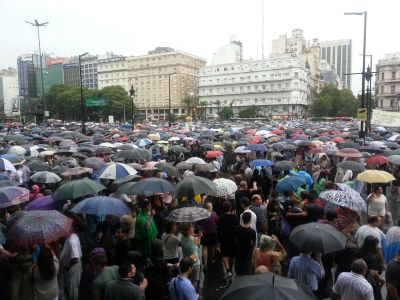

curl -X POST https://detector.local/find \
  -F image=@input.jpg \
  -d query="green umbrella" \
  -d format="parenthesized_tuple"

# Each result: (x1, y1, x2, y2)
(155, 162, 180, 177)
(175, 176, 217, 199)
(4, 135, 28, 145)
(53, 178, 106, 201)
(169, 145, 190, 153)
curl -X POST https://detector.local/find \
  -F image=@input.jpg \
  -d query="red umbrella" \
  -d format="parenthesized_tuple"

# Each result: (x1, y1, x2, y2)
(332, 137, 344, 143)
(365, 155, 389, 165)
(119, 136, 129, 142)
(309, 148, 325, 154)
(246, 129, 256, 135)
(249, 138, 261, 144)
(272, 129, 283, 135)
(206, 150, 223, 158)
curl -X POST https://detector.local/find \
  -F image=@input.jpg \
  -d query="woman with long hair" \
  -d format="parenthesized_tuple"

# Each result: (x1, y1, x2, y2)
(29, 246, 59, 300)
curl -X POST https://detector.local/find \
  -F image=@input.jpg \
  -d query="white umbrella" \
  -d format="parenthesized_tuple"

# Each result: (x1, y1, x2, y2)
(186, 157, 206, 164)
(168, 136, 181, 142)
(8, 146, 26, 156)
(234, 146, 251, 154)
(210, 178, 238, 197)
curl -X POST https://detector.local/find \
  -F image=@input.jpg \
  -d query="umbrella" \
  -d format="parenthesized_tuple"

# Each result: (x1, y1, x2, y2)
(250, 159, 273, 168)
(4, 135, 27, 145)
(175, 176, 217, 198)
(95, 147, 114, 155)
(357, 170, 396, 183)
(320, 183, 367, 212)
(8, 146, 26, 156)
(336, 161, 366, 172)
(360, 146, 384, 154)
(289, 222, 347, 254)
(96, 162, 138, 180)
(331, 137, 344, 143)
(194, 163, 217, 172)
(70, 196, 130, 216)
(0, 173, 9, 181)
(169, 145, 190, 153)
(210, 178, 238, 197)
(119, 178, 175, 195)
(388, 155, 400, 165)
(53, 178, 106, 201)
(31, 171, 62, 184)
(274, 161, 296, 171)
(234, 146, 251, 154)
(51, 165, 69, 175)
(221, 273, 317, 300)
(28, 160, 51, 172)
(112, 174, 141, 187)
(365, 155, 389, 165)
(114, 149, 146, 161)
(8, 210, 72, 246)
(61, 167, 92, 177)
(0, 180, 19, 188)
(245, 144, 267, 152)
(176, 161, 193, 170)
(0, 158, 16, 172)
(135, 138, 153, 147)
(1, 154, 25, 165)
(296, 140, 313, 147)
(205, 150, 223, 158)
(186, 157, 206, 164)
(168, 136, 181, 142)
(167, 207, 211, 222)
(0, 186, 30, 208)
(336, 148, 362, 158)
(270, 143, 285, 151)
(275, 175, 307, 193)
(155, 162, 180, 177)
(25, 195, 55, 211)
(82, 157, 106, 170)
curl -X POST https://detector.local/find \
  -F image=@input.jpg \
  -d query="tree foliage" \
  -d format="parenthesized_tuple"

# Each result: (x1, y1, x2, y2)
(310, 84, 358, 117)
(239, 106, 258, 118)
(218, 107, 234, 120)
(40, 85, 138, 122)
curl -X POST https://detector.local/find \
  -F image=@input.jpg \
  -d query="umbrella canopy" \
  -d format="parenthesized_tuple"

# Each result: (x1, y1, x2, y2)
(336, 148, 362, 158)
(1, 154, 25, 164)
(275, 175, 307, 193)
(82, 157, 106, 170)
(135, 138, 153, 147)
(194, 163, 218, 172)
(365, 155, 389, 165)
(155, 162, 180, 177)
(221, 273, 317, 300)
(119, 178, 175, 195)
(357, 170, 396, 183)
(209, 178, 238, 197)
(61, 167, 93, 177)
(274, 161, 296, 172)
(31, 171, 62, 184)
(234, 146, 251, 154)
(388, 155, 400, 165)
(25, 195, 55, 211)
(169, 145, 190, 153)
(245, 144, 267, 152)
(8, 146, 26, 156)
(96, 162, 138, 180)
(319, 183, 367, 212)
(8, 210, 72, 246)
(0, 186, 30, 208)
(0, 180, 19, 188)
(176, 161, 193, 170)
(167, 207, 211, 222)
(70, 196, 130, 216)
(53, 178, 106, 201)
(289, 222, 347, 254)
(113, 149, 147, 161)
(0, 158, 16, 172)
(250, 159, 273, 168)
(186, 157, 206, 164)
(28, 160, 51, 172)
(205, 150, 223, 159)
(336, 161, 366, 172)
(175, 176, 217, 198)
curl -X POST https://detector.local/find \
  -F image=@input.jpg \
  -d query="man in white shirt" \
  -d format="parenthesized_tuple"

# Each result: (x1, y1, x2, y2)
(59, 228, 82, 300)
(332, 259, 374, 300)
(239, 197, 257, 233)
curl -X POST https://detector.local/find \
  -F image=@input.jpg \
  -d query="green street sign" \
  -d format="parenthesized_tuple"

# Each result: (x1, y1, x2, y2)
(85, 97, 107, 107)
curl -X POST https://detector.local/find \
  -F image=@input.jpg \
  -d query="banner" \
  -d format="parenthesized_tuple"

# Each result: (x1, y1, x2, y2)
(371, 109, 400, 127)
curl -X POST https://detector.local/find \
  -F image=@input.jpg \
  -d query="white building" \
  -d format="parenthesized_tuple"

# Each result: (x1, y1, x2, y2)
(0, 68, 19, 116)
(320, 60, 343, 89)
(199, 54, 309, 119)
(211, 37, 243, 65)
(375, 53, 400, 110)
(320, 39, 352, 89)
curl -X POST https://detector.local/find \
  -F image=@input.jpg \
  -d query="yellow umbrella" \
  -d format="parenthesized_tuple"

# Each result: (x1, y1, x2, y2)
(311, 140, 324, 147)
(357, 170, 396, 183)
(148, 134, 160, 141)
(213, 144, 225, 150)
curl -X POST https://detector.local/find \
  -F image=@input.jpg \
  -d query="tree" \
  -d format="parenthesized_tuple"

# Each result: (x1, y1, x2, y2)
(199, 101, 207, 121)
(310, 84, 358, 117)
(239, 106, 258, 118)
(218, 107, 234, 121)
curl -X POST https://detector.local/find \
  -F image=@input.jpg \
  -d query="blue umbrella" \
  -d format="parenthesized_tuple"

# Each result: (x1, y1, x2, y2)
(276, 175, 307, 193)
(245, 144, 267, 152)
(250, 159, 273, 168)
(70, 196, 131, 216)
(135, 138, 152, 147)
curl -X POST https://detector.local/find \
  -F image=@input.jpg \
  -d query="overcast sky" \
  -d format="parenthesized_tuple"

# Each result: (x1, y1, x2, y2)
(1, 0, 399, 95)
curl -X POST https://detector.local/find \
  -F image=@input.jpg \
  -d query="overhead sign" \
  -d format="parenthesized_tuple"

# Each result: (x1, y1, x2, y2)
(85, 96, 107, 107)
(357, 108, 367, 121)
(371, 109, 400, 127)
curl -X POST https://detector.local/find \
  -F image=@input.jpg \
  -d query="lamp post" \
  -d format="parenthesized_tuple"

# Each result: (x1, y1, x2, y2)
(79, 52, 88, 134)
(25, 19, 48, 118)
(129, 85, 136, 130)
(168, 73, 177, 128)
(344, 11, 367, 141)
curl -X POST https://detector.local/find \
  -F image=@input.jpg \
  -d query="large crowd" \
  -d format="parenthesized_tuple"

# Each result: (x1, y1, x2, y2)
(0, 120, 400, 300)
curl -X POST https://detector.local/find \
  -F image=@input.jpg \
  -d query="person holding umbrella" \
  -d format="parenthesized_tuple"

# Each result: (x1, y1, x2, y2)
(134, 201, 158, 259)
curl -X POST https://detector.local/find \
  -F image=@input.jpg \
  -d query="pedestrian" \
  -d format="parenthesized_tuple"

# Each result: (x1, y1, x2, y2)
(92, 255, 119, 300)
(161, 221, 181, 264)
(113, 224, 133, 266)
(134, 200, 158, 258)
(239, 197, 257, 233)
(169, 257, 197, 300)
(198, 201, 218, 273)
(386, 250, 400, 300)
(180, 223, 201, 290)
(249, 194, 268, 238)
(332, 258, 374, 300)
(252, 234, 286, 275)
(234, 212, 256, 276)
(367, 186, 389, 229)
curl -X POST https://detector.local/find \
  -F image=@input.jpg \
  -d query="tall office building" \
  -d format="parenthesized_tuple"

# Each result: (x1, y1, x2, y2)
(17, 54, 39, 114)
(36, 58, 65, 96)
(320, 39, 352, 89)
(0, 68, 19, 116)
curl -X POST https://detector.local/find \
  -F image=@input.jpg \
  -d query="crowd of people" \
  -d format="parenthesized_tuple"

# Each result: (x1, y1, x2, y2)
(0, 121, 400, 300)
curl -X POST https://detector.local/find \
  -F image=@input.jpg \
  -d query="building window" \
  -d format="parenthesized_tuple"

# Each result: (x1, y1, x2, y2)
(255, 85, 258, 90)
(381, 86, 384, 94)
(381, 72, 385, 80)
(262, 85, 266, 90)
(247, 86, 251, 92)
(391, 85, 396, 94)
(278, 84, 281, 90)
(294, 72, 299, 78)
(231, 87, 235, 92)
(240, 86, 243, 91)
(392, 71, 396, 79)
(209, 108, 212, 114)
(380, 100, 383, 107)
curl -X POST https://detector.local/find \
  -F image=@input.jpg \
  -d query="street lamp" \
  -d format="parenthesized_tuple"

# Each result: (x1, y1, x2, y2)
(25, 19, 48, 118)
(129, 85, 136, 129)
(79, 52, 88, 134)
(168, 73, 177, 128)
(344, 11, 367, 141)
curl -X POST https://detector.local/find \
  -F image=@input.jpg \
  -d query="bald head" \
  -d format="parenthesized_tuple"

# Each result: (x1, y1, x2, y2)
(351, 259, 368, 275)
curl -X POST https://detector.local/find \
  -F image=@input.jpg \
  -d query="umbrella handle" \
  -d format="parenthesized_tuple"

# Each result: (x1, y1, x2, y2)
(272, 274, 275, 286)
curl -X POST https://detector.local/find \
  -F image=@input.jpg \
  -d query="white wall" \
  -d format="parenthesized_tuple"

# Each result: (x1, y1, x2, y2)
(0, 75, 19, 115)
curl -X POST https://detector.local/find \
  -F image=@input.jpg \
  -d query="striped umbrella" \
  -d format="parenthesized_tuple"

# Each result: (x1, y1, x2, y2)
(0, 158, 16, 172)
(70, 196, 130, 216)
(96, 162, 138, 180)
(0, 187, 30, 208)
(167, 207, 211, 222)
(8, 210, 72, 246)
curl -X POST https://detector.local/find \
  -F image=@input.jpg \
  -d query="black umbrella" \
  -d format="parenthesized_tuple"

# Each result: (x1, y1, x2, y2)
(221, 273, 317, 300)
(360, 146, 384, 154)
(169, 145, 190, 153)
(175, 176, 217, 198)
(119, 178, 175, 195)
(337, 141, 360, 149)
(155, 162, 180, 177)
(274, 161, 296, 171)
(337, 161, 365, 172)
